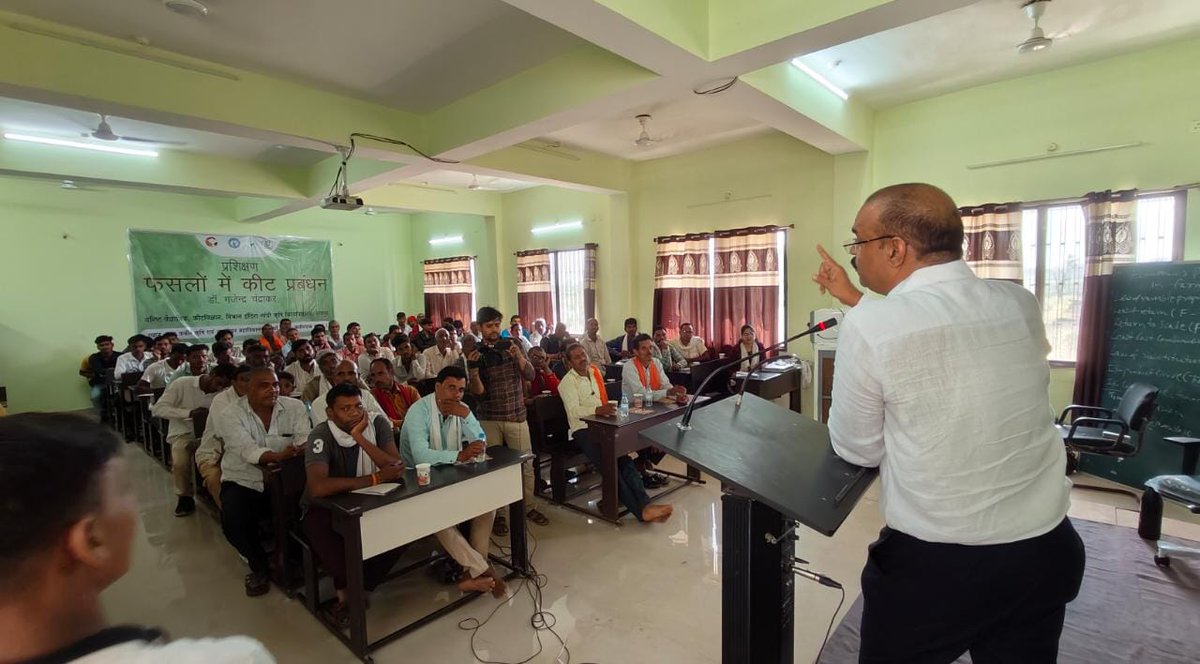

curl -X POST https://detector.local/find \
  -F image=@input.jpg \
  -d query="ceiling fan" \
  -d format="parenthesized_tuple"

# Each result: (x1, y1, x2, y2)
(1018, 1, 1054, 54)
(467, 174, 506, 191)
(81, 114, 186, 145)
(634, 114, 660, 147)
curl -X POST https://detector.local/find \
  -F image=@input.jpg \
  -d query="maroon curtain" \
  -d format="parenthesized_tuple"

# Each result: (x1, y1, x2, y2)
(653, 235, 712, 342)
(960, 203, 1024, 283)
(1073, 190, 1137, 406)
(712, 227, 782, 349)
(516, 250, 553, 325)
(423, 256, 475, 323)
(583, 243, 598, 322)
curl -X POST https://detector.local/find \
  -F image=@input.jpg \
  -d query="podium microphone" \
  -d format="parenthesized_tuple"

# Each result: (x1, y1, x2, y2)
(676, 317, 838, 431)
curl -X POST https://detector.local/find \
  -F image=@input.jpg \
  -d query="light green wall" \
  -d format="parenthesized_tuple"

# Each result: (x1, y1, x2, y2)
(0, 180, 415, 413)
(869, 36, 1200, 411)
(497, 186, 632, 334)
(407, 212, 497, 315)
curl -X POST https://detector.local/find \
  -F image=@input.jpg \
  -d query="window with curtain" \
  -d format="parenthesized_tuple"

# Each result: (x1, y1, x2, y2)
(422, 256, 476, 324)
(516, 250, 553, 326)
(653, 226, 787, 351)
(1016, 192, 1184, 364)
(517, 244, 598, 334)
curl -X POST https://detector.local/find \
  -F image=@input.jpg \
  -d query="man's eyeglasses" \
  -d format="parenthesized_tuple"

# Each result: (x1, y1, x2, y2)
(842, 235, 897, 255)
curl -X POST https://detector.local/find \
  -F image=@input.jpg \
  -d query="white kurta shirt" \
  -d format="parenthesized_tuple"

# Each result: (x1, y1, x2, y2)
(829, 260, 1070, 546)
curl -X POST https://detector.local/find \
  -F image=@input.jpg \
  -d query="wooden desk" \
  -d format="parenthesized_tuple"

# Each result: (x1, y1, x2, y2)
(580, 397, 710, 523)
(312, 446, 531, 663)
(737, 368, 803, 414)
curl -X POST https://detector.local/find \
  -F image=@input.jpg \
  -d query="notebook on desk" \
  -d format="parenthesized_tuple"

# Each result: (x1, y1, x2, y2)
(352, 482, 402, 496)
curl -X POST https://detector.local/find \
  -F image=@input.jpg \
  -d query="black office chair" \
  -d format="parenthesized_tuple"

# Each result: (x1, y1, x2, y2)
(1056, 382, 1159, 473)
(1137, 437, 1200, 568)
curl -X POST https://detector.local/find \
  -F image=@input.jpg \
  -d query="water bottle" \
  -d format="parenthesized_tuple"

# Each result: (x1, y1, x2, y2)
(618, 393, 629, 419)
(644, 386, 653, 408)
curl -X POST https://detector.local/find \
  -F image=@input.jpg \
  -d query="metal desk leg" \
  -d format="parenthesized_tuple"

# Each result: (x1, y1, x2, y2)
(334, 512, 371, 663)
(600, 430, 620, 522)
(508, 497, 529, 575)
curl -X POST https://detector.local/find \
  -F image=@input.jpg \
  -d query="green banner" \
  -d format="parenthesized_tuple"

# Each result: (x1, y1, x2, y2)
(129, 230, 334, 340)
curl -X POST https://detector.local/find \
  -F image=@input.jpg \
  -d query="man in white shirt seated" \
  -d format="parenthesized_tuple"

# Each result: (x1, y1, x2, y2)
(621, 334, 687, 488)
(167, 344, 210, 385)
(300, 350, 341, 403)
(650, 325, 687, 370)
(669, 322, 710, 364)
(528, 318, 547, 347)
(285, 338, 320, 395)
(355, 333, 395, 376)
(579, 318, 614, 367)
(312, 360, 387, 426)
(152, 364, 236, 517)
(195, 365, 255, 510)
(399, 366, 508, 598)
(138, 343, 189, 392)
(422, 328, 462, 377)
(0, 413, 275, 664)
(212, 340, 239, 367)
(559, 344, 672, 523)
(214, 367, 312, 597)
(114, 334, 154, 376)
(215, 329, 245, 364)
(302, 384, 406, 628)
(392, 338, 429, 384)
(814, 182, 1084, 664)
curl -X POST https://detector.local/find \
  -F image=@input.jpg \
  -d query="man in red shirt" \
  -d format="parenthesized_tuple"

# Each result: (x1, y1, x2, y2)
(526, 347, 560, 402)
(368, 358, 421, 429)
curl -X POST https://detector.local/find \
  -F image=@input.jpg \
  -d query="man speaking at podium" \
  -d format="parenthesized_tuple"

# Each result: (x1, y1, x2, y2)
(813, 183, 1085, 664)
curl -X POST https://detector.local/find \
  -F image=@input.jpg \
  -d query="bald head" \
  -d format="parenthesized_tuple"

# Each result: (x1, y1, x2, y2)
(863, 183, 963, 262)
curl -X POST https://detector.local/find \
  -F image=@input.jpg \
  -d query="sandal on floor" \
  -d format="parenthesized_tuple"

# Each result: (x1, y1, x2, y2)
(493, 514, 509, 536)
(323, 601, 350, 630)
(527, 508, 550, 526)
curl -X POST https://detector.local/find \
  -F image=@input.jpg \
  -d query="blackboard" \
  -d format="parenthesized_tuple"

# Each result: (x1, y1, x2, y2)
(1082, 262, 1200, 486)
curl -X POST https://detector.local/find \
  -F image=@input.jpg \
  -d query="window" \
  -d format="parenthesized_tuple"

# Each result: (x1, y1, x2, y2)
(549, 249, 586, 334)
(1021, 193, 1185, 363)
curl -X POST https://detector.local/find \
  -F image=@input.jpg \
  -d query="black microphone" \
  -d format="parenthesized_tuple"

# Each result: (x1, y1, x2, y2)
(676, 318, 838, 431)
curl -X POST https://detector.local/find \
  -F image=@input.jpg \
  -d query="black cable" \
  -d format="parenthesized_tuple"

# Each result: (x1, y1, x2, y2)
(693, 77, 738, 95)
(814, 585, 846, 664)
(349, 132, 459, 164)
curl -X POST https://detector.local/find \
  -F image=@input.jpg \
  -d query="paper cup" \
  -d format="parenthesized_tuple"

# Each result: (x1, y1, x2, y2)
(415, 463, 432, 486)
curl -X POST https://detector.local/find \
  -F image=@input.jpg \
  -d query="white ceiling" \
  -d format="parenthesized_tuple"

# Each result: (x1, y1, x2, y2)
(542, 94, 773, 162)
(394, 169, 540, 193)
(0, 0, 585, 113)
(797, 0, 1200, 108)
(0, 95, 328, 165)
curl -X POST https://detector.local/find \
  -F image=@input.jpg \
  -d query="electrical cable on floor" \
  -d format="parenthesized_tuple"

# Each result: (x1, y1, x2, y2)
(457, 526, 600, 664)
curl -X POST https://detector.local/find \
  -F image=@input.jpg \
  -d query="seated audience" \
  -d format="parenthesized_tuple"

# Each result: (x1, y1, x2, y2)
(215, 329, 244, 363)
(278, 371, 296, 398)
(149, 334, 172, 363)
(195, 365, 255, 509)
(0, 413, 275, 663)
(152, 365, 236, 517)
(506, 321, 534, 353)
(214, 367, 311, 596)
(398, 366, 507, 597)
(301, 350, 342, 403)
(327, 320, 344, 350)
(310, 325, 333, 352)
(337, 332, 361, 363)
(311, 360, 387, 425)
(528, 318, 547, 347)
(465, 321, 483, 343)
(241, 340, 269, 369)
(114, 334, 154, 376)
(558, 345, 673, 523)
(285, 338, 319, 394)
(540, 322, 570, 360)
(168, 344, 210, 384)
(383, 324, 402, 346)
(163, 331, 180, 346)
(139, 343, 189, 391)
(580, 318, 614, 366)
(413, 317, 437, 351)
(526, 347, 560, 399)
(393, 338, 429, 384)
(407, 315, 420, 336)
(608, 318, 640, 359)
(259, 323, 284, 356)
(395, 311, 407, 330)
(356, 333, 394, 376)
(670, 322, 711, 364)
(212, 340, 238, 366)
(723, 324, 769, 371)
(499, 314, 529, 340)
(82, 334, 120, 413)
(622, 334, 687, 488)
(369, 358, 422, 428)
(302, 384, 406, 627)
(650, 326, 688, 370)
(346, 322, 365, 351)
(280, 327, 302, 361)
(422, 328, 462, 376)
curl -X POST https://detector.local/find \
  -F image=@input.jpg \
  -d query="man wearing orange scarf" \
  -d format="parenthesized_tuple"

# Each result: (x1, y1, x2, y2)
(620, 334, 687, 488)
(557, 344, 672, 523)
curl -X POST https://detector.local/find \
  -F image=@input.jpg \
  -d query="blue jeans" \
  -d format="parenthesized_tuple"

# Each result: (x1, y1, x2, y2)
(89, 384, 104, 409)
(573, 428, 651, 521)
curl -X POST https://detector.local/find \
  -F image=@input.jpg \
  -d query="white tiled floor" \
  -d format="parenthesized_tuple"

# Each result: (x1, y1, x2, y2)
(104, 446, 1198, 664)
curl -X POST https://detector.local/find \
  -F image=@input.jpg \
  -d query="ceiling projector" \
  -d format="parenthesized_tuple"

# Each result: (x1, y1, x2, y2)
(321, 194, 364, 211)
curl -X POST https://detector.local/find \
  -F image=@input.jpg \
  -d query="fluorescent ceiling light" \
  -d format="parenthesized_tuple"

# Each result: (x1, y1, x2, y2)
(4, 132, 159, 157)
(789, 59, 849, 101)
(428, 235, 463, 246)
(531, 220, 582, 235)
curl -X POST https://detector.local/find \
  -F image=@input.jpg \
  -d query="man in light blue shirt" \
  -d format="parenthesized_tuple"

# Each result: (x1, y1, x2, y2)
(398, 366, 506, 597)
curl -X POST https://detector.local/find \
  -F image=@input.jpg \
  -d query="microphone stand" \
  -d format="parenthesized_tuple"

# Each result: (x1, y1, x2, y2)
(676, 318, 838, 431)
